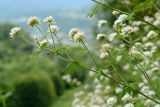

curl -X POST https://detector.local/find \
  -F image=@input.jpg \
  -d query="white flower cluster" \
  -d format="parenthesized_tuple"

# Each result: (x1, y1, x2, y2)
(68, 28, 79, 38)
(68, 28, 85, 43)
(39, 39, 48, 47)
(48, 25, 59, 34)
(147, 31, 158, 39)
(144, 16, 154, 23)
(109, 32, 117, 41)
(107, 96, 117, 106)
(96, 33, 106, 41)
(27, 16, 40, 27)
(112, 11, 120, 16)
(124, 103, 134, 107)
(114, 14, 128, 28)
(44, 16, 59, 34)
(72, 72, 135, 107)
(62, 74, 81, 86)
(121, 26, 135, 37)
(27, 16, 59, 34)
(100, 43, 112, 59)
(43, 16, 55, 25)
(97, 20, 107, 29)
(72, 81, 110, 107)
(9, 27, 21, 38)
(129, 46, 140, 56)
(121, 93, 132, 103)
(140, 85, 155, 97)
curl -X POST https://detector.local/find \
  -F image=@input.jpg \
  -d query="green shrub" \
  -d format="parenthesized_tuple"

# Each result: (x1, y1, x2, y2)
(51, 72, 65, 96)
(7, 71, 56, 107)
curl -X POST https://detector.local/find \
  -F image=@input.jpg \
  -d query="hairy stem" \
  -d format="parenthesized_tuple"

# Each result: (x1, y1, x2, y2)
(81, 40, 99, 69)
(48, 25, 55, 48)
(35, 25, 52, 46)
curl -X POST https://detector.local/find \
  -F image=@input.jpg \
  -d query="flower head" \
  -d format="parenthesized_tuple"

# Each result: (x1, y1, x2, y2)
(43, 16, 55, 25)
(129, 46, 140, 56)
(107, 97, 117, 106)
(27, 16, 40, 27)
(97, 20, 107, 29)
(100, 52, 109, 59)
(112, 11, 120, 16)
(113, 14, 128, 28)
(109, 33, 117, 41)
(121, 93, 132, 103)
(121, 26, 135, 37)
(74, 32, 85, 43)
(155, 104, 160, 107)
(118, 14, 128, 21)
(48, 25, 59, 33)
(99, 43, 112, 59)
(96, 33, 106, 41)
(39, 39, 48, 47)
(68, 28, 79, 38)
(101, 43, 112, 53)
(124, 103, 134, 107)
(9, 27, 21, 38)
(147, 31, 158, 38)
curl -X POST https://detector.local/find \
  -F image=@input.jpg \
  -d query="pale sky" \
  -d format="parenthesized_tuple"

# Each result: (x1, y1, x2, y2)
(0, 0, 93, 10)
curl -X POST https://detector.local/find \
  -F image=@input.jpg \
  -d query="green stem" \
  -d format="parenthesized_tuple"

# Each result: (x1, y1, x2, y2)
(48, 25, 55, 48)
(81, 40, 99, 69)
(107, 52, 128, 84)
(52, 32, 71, 59)
(56, 52, 160, 104)
(132, 58, 159, 97)
(53, 32, 62, 45)
(35, 25, 52, 46)
(153, 37, 160, 54)
(108, 60, 128, 84)
(19, 35, 35, 47)
(122, 0, 132, 12)
(2, 98, 6, 107)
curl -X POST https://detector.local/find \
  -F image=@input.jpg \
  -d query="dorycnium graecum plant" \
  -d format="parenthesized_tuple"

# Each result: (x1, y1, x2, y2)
(9, 0, 160, 106)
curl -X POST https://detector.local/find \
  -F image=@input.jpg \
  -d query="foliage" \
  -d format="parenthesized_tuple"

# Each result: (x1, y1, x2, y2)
(51, 71, 65, 96)
(3, 0, 160, 106)
(52, 87, 82, 107)
(0, 23, 88, 106)
(7, 71, 56, 107)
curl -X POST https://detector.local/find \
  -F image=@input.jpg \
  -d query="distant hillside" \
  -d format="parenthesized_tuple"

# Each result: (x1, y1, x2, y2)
(0, 9, 93, 35)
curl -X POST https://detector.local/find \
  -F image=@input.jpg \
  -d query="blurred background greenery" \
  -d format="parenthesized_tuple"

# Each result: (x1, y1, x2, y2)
(0, 0, 157, 107)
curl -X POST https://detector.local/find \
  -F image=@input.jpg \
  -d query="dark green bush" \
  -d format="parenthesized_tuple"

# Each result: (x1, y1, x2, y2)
(7, 71, 56, 107)
(51, 72, 65, 96)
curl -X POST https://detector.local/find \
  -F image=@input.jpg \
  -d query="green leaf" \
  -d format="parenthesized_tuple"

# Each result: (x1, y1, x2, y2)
(50, 47, 67, 56)
(55, 47, 67, 53)
(3, 92, 12, 98)
(87, 4, 102, 17)
(32, 50, 43, 57)
(129, 82, 139, 90)
(0, 92, 12, 101)
(96, 69, 102, 80)
(120, 82, 139, 98)
(65, 60, 80, 73)
(133, 0, 155, 13)
(127, 12, 135, 20)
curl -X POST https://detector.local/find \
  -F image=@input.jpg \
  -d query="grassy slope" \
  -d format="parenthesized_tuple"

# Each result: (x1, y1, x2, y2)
(52, 87, 82, 107)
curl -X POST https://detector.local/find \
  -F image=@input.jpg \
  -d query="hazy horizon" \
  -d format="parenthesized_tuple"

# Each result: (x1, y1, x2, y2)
(0, 0, 93, 11)
(0, 0, 94, 38)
